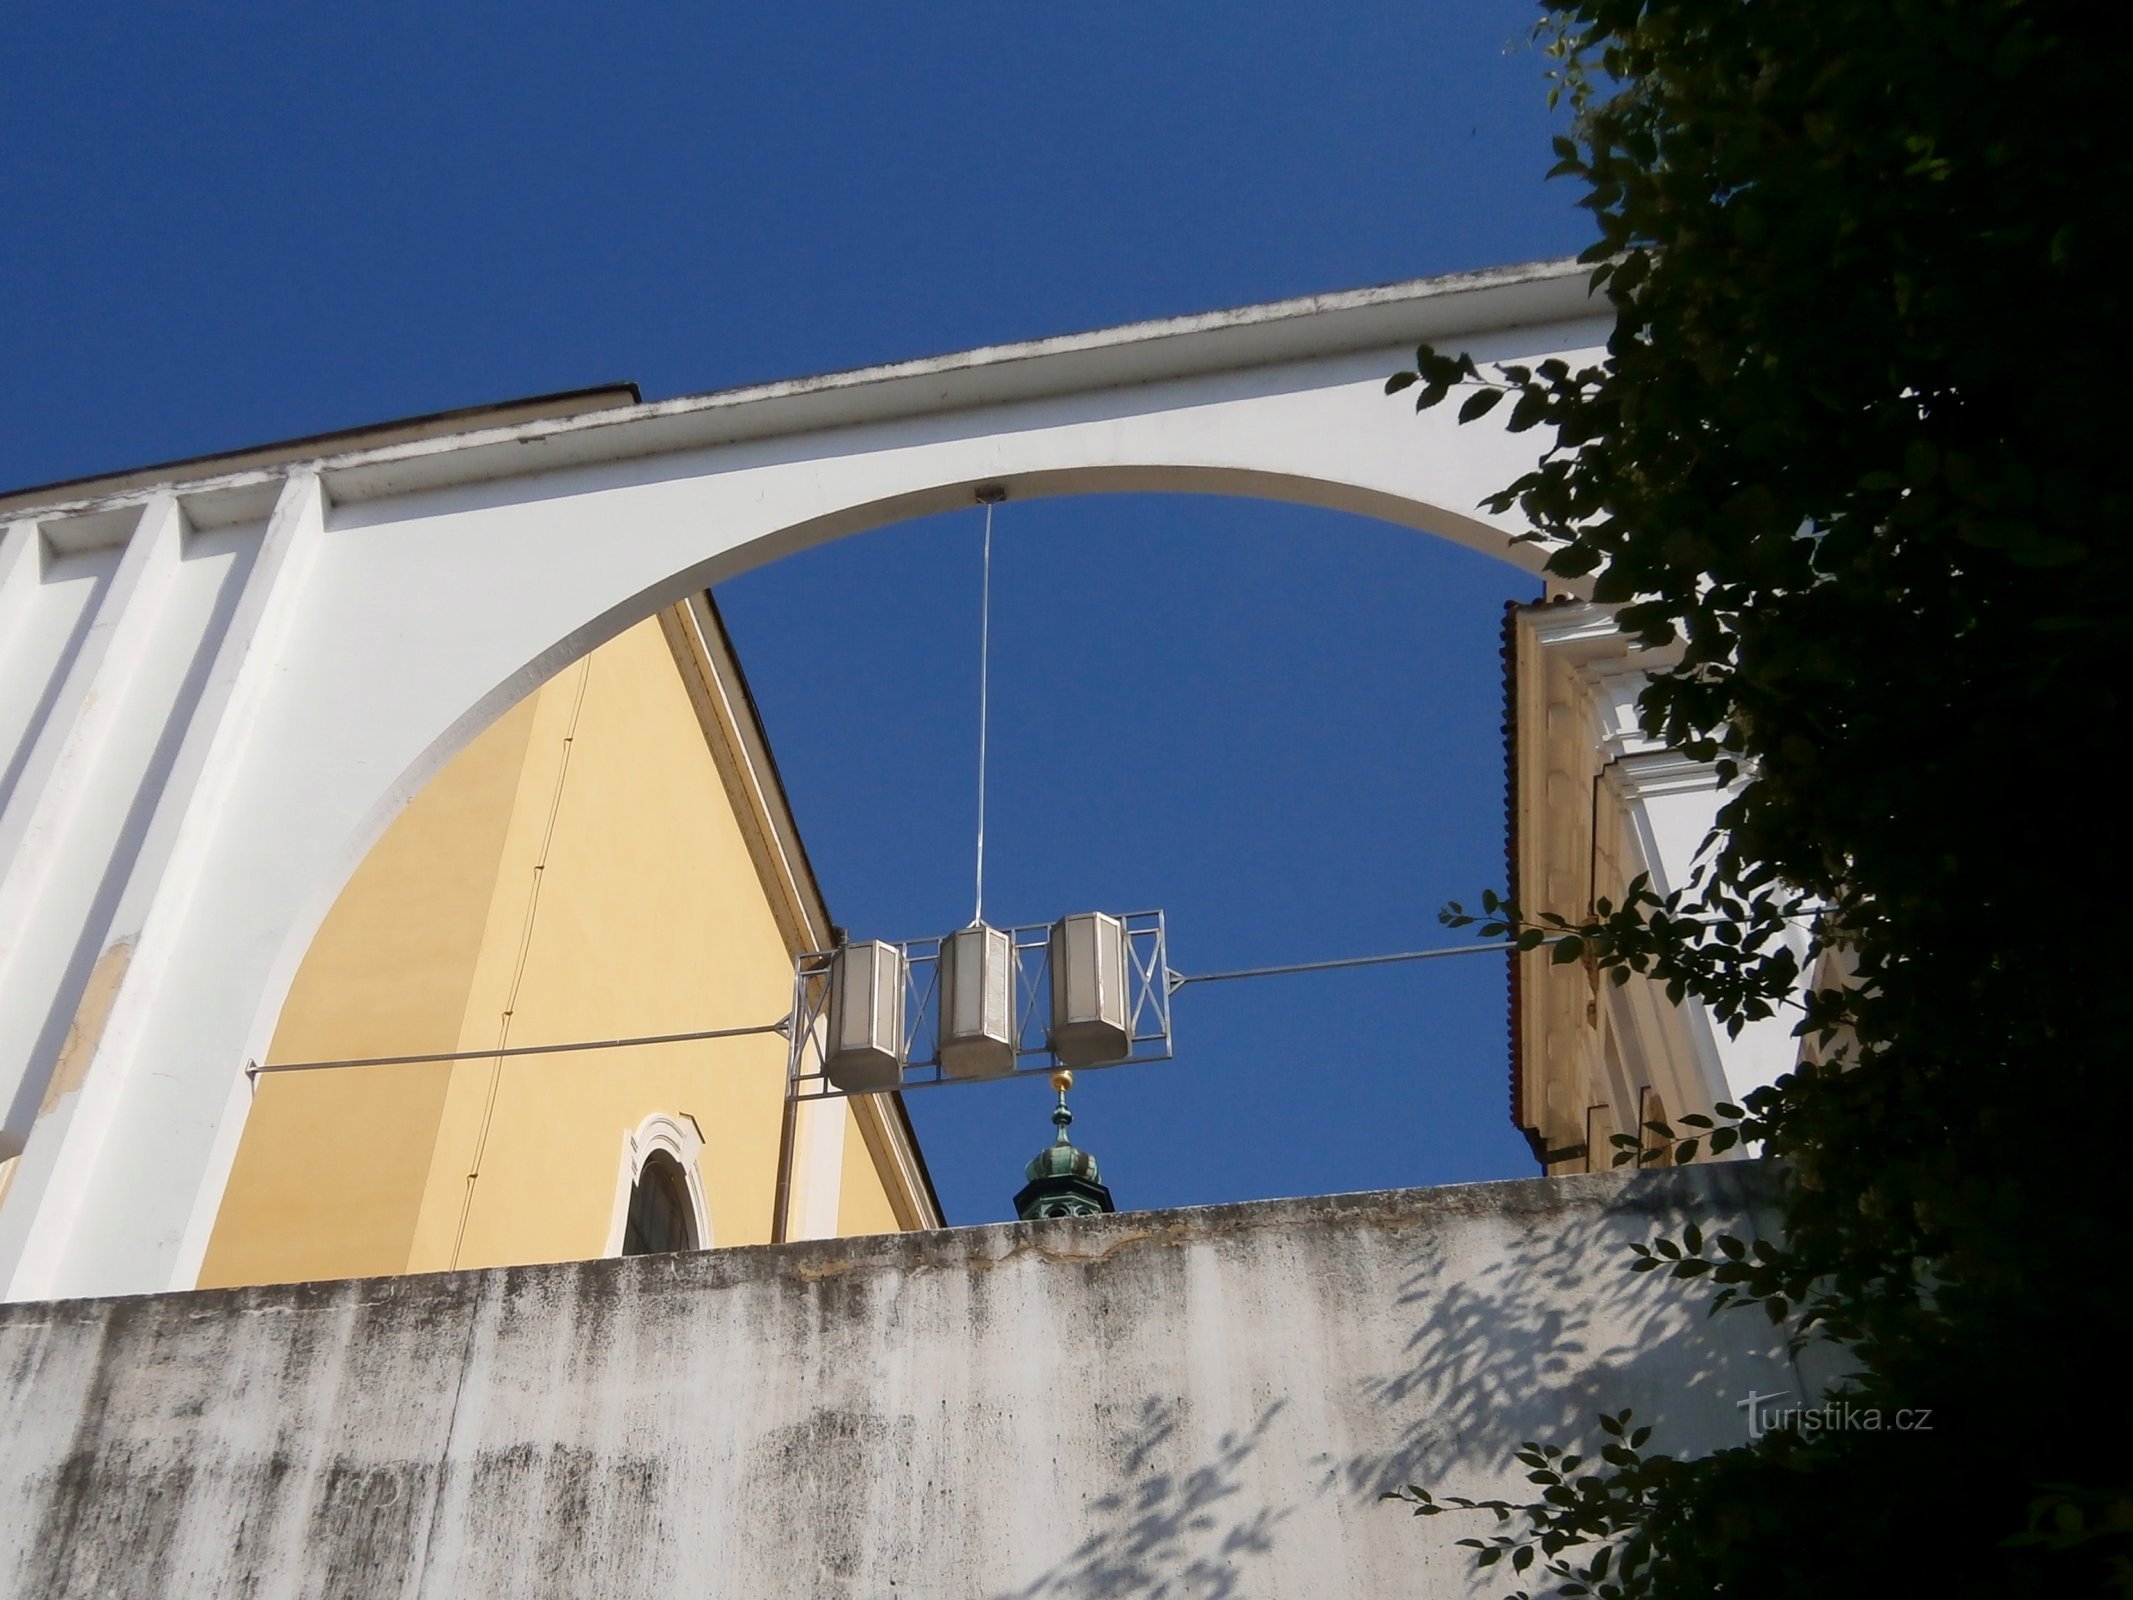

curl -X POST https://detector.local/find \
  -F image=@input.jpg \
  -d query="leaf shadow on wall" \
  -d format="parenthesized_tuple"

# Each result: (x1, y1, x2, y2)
(1339, 1167, 1799, 1506)
(991, 1396, 1291, 1600)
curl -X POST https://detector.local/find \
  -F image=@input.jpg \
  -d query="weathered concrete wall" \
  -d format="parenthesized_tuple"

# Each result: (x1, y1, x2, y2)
(0, 1165, 1804, 1598)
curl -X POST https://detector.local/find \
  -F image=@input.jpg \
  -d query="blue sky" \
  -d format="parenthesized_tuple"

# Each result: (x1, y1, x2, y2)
(2, 6, 1591, 1224)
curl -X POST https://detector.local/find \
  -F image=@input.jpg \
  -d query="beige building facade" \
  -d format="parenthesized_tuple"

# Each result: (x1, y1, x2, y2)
(1506, 596, 1808, 1176)
(200, 596, 936, 1288)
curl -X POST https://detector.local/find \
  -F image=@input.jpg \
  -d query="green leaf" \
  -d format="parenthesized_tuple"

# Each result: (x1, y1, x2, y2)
(1388, 20, 2119, 1591)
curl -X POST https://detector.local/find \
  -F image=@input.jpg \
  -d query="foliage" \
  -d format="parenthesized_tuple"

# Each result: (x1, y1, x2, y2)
(1387, 0, 2131, 1593)
(1392, 1413, 1677, 1599)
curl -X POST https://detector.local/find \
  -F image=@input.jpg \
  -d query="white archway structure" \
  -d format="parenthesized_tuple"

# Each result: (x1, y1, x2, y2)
(0, 259, 1609, 1300)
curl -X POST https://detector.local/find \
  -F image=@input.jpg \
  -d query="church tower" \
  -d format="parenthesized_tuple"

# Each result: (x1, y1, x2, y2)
(1014, 1069, 1116, 1220)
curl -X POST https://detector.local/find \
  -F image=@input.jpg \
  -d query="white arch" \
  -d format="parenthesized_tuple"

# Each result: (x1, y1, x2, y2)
(0, 260, 1606, 1300)
(604, 1112, 713, 1256)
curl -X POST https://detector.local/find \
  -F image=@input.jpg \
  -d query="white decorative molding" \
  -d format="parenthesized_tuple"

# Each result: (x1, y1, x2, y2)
(602, 1112, 712, 1257)
(1512, 598, 1801, 1161)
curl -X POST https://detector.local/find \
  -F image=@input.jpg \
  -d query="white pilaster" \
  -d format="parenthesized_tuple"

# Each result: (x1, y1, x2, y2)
(788, 1098, 848, 1242)
(0, 521, 38, 638)
(0, 497, 181, 1127)
(0, 520, 49, 813)
(0, 476, 323, 1299)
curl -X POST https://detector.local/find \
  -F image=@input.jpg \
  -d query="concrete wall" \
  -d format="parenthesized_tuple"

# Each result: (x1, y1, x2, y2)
(0, 1165, 1805, 1599)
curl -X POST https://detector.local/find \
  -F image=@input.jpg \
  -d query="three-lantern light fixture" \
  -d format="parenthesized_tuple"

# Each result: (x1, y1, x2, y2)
(788, 911, 1171, 1101)
(785, 493, 1176, 1103)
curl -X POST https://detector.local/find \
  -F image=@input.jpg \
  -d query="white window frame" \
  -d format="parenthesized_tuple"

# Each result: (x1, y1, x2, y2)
(604, 1112, 713, 1256)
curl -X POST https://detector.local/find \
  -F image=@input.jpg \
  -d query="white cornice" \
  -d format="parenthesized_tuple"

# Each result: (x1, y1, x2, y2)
(1, 259, 1598, 522)
(1603, 749, 1720, 803)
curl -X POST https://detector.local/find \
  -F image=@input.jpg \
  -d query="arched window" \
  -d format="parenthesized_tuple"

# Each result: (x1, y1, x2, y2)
(605, 1112, 712, 1258)
(623, 1150, 698, 1256)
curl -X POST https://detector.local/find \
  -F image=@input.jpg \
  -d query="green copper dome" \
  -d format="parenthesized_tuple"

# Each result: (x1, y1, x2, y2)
(1025, 1117, 1103, 1187)
(1013, 1071, 1115, 1221)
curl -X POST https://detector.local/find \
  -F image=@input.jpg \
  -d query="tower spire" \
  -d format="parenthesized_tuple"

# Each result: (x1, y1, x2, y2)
(1013, 1069, 1116, 1221)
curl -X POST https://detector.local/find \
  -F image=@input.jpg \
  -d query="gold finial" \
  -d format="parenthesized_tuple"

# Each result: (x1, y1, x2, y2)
(1049, 1067, 1074, 1095)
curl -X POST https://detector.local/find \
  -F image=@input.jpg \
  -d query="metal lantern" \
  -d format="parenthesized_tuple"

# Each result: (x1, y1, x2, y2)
(823, 940, 907, 1092)
(1048, 912, 1131, 1067)
(938, 922, 1017, 1079)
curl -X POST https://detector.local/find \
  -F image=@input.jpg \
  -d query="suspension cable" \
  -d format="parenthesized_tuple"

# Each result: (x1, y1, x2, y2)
(972, 490, 1000, 926)
(1167, 938, 1532, 992)
(248, 938, 1548, 1076)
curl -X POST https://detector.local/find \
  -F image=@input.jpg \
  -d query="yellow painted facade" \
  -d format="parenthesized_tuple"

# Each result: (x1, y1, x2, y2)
(199, 600, 936, 1289)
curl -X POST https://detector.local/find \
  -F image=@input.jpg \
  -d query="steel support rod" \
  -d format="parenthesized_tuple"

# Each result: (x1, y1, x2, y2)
(1166, 938, 1532, 993)
(247, 1017, 791, 1077)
